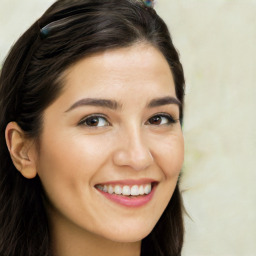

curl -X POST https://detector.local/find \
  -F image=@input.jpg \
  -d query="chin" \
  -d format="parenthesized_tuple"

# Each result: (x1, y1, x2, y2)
(102, 225, 154, 243)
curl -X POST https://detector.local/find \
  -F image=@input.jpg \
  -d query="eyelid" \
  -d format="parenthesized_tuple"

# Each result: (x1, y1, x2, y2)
(146, 112, 179, 125)
(77, 112, 179, 127)
(78, 114, 111, 127)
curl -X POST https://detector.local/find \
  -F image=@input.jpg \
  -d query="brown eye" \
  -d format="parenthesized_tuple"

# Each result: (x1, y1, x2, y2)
(80, 116, 109, 127)
(148, 115, 162, 125)
(147, 114, 176, 126)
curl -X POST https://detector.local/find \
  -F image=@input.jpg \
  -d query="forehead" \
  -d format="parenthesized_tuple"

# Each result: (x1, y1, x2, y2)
(57, 43, 176, 107)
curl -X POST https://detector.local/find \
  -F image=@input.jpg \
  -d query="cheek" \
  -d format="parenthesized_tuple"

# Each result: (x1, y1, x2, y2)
(35, 133, 114, 228)
(155, 132, 184, 178)
(36, 134, 102, 197)
(37, 133, 108, 180)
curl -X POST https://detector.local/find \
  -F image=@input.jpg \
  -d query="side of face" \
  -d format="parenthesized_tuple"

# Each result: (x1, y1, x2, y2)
(14, 43, 184, 243)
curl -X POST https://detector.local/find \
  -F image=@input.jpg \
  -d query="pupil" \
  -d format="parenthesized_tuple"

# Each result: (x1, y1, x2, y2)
(151, 116, 161, 124)
(86, 117, 99, 126)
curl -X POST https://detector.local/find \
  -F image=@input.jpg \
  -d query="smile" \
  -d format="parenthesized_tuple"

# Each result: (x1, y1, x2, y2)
(95, 183, 152, 196)
(95, 181, 157, 207)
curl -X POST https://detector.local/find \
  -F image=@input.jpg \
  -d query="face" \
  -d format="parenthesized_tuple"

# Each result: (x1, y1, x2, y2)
(36, 43, 184, 243)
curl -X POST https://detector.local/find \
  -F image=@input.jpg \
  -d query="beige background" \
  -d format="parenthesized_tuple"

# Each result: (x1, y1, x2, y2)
(1, 0, 255, 255)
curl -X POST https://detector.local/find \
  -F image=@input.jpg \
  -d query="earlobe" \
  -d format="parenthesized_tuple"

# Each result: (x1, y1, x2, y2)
(5, 122, 37, 179)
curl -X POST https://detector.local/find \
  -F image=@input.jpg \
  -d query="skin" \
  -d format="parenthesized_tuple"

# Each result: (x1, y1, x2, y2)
(6, 43, 184, 256)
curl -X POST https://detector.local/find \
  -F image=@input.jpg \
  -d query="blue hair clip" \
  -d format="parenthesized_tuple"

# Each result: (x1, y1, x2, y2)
(40, 17, 70, 39)
(40, 26, 50, 38)
(143, 0, 154, 8)
(40, 22, 54, 39)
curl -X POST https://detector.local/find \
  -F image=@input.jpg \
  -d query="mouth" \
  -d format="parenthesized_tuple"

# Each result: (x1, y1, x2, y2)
(95, 181, 158, 207)
(95, 182, 154, 196)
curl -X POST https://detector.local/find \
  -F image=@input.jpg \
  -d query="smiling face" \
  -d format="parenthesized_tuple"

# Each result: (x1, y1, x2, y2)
(35, 43, 184, 245)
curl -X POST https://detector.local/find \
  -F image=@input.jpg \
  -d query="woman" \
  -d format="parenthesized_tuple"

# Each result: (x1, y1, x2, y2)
(0, 0, 185, 255)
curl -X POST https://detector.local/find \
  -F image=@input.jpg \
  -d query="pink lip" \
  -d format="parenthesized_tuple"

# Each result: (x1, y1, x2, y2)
(96, 182, 157, 208)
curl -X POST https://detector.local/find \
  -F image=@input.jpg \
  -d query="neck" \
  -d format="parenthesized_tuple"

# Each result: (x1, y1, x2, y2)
(47, 206, 141, 256)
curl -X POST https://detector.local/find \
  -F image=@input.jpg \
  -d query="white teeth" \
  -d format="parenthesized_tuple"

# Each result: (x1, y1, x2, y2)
(108, 185, 114, 194)
(97, 183, 153, 196)
(131, 185, 139, 196)
(103, 185, 108, 192)
(122, 186, 131, 196)
(144, 184, 151, 194)
(114, 185, 122, 195)
(139, 185, 144, 195)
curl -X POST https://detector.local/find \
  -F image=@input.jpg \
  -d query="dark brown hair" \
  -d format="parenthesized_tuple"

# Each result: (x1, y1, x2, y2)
(0, 0, 185, 255)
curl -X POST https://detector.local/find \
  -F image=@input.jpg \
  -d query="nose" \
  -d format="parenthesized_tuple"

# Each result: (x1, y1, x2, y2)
(113, 127, 153, 171)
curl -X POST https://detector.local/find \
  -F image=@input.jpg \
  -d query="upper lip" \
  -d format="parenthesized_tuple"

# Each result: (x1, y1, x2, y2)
(95, 178, 158, 186)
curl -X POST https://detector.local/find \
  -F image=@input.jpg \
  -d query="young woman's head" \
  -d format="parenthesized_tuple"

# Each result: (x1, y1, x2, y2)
(0, 0, 185, 255)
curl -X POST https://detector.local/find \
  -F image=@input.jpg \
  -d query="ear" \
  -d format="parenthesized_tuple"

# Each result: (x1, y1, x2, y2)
(5, 122, 37, 179)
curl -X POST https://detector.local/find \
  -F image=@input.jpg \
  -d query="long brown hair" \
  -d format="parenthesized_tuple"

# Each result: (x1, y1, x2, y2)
(0, 1, 185, 255)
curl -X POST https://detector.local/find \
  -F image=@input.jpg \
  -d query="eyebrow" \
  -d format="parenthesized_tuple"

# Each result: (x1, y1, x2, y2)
(147, 96, 181, 108)
(65, 98, 121, 112)
(65, 96, 181, 113)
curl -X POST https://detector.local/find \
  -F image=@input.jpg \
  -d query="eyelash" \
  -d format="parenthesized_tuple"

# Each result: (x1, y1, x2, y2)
(78, 113, 178, 127)
(78, 114, 109, 127)
(146, 113, 178, 126)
